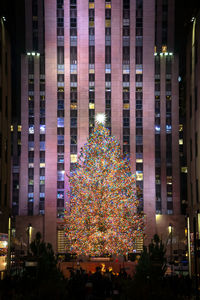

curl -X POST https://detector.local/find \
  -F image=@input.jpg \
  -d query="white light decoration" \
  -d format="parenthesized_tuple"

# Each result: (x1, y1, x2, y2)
(95, 113, 106, 125)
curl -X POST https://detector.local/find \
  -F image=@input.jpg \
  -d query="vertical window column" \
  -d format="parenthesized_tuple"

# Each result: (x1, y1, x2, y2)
(123, 0, 130, 155)
(32, 0, 38, 51)
(105, 1, 111, 132)
(155, 55, 161, 213)
(28, 57, 34, 215)
(39, 55, 45, 215)
(166, 55, 173, 214)
(57, 0, 65, 218)
(89, 0, 95, 134)
(70, 0, 78, 171)
(135, 0, 143, 212)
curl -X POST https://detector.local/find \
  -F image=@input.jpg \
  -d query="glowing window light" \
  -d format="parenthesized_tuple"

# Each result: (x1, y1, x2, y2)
(181, 167, 187, 173)
(136, 159, 143, 163)
(89, 103, 95, 109)
(136, 171, 143, 181)
(105, 3, 111, 8)
(89, 2, 94, 8)
(18, 125, 22, 132)
(70, 154, 77, 163)
(179, 139, 183, 145)
(123, 103, 130, 109)
(11, 125, 13, 132)
(40, 163, 45, 168)
(162, 45, 167, 53)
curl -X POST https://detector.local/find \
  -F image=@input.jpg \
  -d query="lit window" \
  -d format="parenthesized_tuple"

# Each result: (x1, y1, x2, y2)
(136, 159, 143, 163)
(40, 125, 46, 133)
(181, 167, 187, 173)
(28, 163, 34, 168)
(105, 19, 111, 27)
(155, 125, 160, 132)
(179, 139, 183, 145)
(89, 103, 95, 109)
(57, 171, 65, 181)
(105, 64, 111, 73)
(57, 191, 64, 199)
(70, 154, 77, 163)
(179, 124, 183, 132)
(89, 2, 94, 8)
(29, 125, 34, 134)
(11, 125, 13, 132)
(123, 103, 130, 109)
(70, 103, 77, 110)
(40, 163, 45, 168)
(135, 65, 143, 74)
(28, 193, 34, 198)
(40, 180, 45, 185)
(18, 125, 22, 132)
(167, 176, 172, 184)
(58, 154, 64, 163)
(57, 117, 64, 127)
(29, 179, 34, 185)
(166, 125, 172, 132)
(89, 21, 94, 27)
(105, 3, 111, 8)
(162, 45, 167, 53)
(136, 171, 143, 181)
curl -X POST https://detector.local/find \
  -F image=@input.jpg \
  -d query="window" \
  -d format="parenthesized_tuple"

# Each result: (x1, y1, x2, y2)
(40, 141, 45, 150)
(58, 135, 64, 145)
(70, 154, 77, 163)
(40, 125, 46, 133)
(57, 171, 65, 181)
(57, 117, 64, 127)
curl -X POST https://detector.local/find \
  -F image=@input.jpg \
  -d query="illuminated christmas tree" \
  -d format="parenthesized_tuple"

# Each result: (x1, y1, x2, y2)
(65, 122, 144, 256)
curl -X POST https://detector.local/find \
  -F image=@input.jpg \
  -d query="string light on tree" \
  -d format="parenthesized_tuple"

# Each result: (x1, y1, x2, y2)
(65, 124, 144, 256)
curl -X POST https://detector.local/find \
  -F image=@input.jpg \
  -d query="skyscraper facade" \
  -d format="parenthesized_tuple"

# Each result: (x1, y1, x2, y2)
(186, 11, 200, 276)
(0, 16, 11, 234)
(15, 0, 185, 255)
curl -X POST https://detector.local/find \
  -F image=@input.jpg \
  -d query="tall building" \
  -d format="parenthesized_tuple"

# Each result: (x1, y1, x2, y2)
(15, 0, 185, 256)
(186, 11, 200, 276)
(0, 16, 11, 234)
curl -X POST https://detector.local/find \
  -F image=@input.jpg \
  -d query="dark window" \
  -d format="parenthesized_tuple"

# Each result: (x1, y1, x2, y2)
(136, 46, 142, 64)
(57, 46, 64, 64)
(89, 46, 95, 64)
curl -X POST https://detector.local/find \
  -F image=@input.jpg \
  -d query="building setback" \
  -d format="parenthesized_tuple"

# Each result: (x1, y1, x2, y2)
(15, 0, 185, 257)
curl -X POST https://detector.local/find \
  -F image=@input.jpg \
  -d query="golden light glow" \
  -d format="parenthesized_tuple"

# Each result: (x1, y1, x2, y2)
(70, 154, 77, 163)
(89, 103, 95, 109)
(136, 159, 143, 163)
(89, 3, 94, 8)
(162, 45, 167, 53)
(179, 139, 183, 145)
(181, 167, 187, 173)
